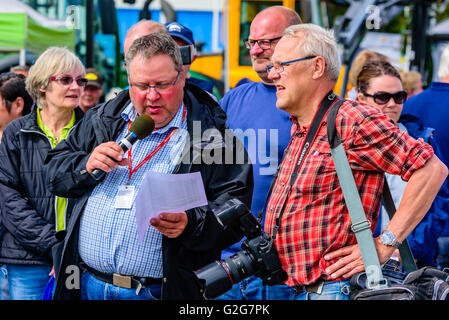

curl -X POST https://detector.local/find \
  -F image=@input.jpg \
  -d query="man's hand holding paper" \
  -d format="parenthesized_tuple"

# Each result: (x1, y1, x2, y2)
(150, 211, 188, 238)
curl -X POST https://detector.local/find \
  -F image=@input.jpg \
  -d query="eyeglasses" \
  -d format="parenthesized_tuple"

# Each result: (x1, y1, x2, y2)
(243, 36, 282, 50)
(266, 56, 316, 74)
(129, 72, 180, 94)
(362, 90, 407, 105)
(51, 76, 88, 87)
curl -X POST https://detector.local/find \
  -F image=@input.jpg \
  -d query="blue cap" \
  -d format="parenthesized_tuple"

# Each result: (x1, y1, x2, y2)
(165, 21, 195, 47)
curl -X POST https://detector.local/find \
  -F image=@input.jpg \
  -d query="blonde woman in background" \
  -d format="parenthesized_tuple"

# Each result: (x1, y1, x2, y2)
(346, 49, 390, 99)
(0, 47, 85, 300)
(402, 70, 424, 99)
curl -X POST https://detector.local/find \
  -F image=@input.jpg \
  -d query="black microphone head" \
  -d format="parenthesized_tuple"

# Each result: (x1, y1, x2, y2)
(130, 114, 155, 140)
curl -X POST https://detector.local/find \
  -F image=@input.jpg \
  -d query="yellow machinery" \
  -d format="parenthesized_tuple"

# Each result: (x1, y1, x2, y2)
(190, 0, 347, 95)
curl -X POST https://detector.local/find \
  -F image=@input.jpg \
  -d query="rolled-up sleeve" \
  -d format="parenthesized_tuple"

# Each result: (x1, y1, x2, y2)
(341, 103, 434, 181)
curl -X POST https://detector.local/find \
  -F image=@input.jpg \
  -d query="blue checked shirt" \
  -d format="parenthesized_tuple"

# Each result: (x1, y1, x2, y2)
(78, 103, 187, 277)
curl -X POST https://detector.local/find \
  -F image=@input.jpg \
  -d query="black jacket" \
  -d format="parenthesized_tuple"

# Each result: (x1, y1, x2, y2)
(44, 84, 253, 300)
(0, 107, 84, 266)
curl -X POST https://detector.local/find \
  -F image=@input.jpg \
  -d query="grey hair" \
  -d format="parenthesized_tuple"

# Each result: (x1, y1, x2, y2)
(125, 31, 182, 73)
(283, 24, 341, 81)
(438, 43, 449, 81)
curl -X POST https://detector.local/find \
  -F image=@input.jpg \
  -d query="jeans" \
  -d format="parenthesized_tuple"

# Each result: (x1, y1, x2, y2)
(216, 275, 265, 300)
(6, 264, 52, 300)
(0, 265, 9, 300)
(80, 270, 161, 300)
(437, 236, 449, 270)
(266, 280, 351, 300)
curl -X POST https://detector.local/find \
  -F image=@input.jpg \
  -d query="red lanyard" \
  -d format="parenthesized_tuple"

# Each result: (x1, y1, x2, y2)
(127, 106, 186, 182)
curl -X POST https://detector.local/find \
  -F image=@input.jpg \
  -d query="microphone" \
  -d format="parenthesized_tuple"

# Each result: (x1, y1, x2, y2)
(91, 114, 155, 180)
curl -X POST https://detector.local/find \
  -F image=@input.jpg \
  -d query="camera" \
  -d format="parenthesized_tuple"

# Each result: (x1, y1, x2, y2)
(194, 199, 287, 299)
(179, 45, 192, 65)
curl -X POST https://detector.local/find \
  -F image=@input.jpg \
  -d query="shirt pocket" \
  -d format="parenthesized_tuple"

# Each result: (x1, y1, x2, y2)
(294, 140, 338, 200)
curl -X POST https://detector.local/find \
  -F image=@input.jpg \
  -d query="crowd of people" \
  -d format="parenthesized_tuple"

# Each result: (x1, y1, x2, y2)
(0, 5, 448, 301)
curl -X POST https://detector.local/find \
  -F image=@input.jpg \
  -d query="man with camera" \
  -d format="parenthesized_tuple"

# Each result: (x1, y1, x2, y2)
(218, 5, 301, 300)
(263, 23, 447, 300)
(44, 32, 252, 300)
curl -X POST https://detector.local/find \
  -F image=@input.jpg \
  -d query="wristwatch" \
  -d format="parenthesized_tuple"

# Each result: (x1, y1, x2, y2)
(380, 230, 401, 248)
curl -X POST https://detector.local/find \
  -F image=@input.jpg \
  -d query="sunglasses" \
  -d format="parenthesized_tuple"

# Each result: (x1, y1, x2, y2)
(362, 90, 407, 105)
(51, 76, 88, 87)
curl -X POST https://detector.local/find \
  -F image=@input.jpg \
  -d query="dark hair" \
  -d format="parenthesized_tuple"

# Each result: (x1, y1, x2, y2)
(357, 60, 401, 93)
(0, 73, 33, 116)
(0, 72, 23, 87)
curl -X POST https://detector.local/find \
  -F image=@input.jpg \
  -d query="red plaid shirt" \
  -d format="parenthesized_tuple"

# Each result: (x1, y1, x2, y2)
(264, 99, 434, 287)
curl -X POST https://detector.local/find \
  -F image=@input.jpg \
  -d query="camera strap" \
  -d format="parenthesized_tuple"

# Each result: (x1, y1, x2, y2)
(265, 91, 339, 241)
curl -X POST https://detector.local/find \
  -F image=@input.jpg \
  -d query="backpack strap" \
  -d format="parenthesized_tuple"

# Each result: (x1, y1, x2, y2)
(382, 178, 418, 273)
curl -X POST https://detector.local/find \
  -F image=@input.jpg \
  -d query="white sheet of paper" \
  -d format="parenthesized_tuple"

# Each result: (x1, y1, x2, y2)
(135, 171, 208, 243)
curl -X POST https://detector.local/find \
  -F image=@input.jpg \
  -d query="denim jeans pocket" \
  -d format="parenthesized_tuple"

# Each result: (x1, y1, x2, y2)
(308, 280, 350, 300)
(145, 284, 162, 300)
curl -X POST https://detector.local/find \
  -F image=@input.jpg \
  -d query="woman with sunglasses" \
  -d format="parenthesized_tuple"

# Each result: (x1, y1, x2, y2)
(357, 60, 449, 268)
(0, 47, 85, 299)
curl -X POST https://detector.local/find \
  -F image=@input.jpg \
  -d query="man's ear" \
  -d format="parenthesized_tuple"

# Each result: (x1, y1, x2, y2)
(179, 69, 187, 86)
(11, 96, 24, 116)
(311, 56, 326, 80)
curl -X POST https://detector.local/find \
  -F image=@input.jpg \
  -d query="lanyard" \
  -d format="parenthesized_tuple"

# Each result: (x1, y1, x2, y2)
(126, 106, 186, 183)
(269, 91, 339, 240)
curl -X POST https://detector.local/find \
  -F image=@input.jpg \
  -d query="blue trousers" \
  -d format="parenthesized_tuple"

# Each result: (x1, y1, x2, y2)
(5, 264, 51, 300)
(80, 270, 161, 300)
(266, 280, 351, 300)
(0, 265, 9, 300)
(216, 275, 265, 300)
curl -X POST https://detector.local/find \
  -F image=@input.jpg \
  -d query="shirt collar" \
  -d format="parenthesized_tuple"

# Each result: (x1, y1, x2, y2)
(36, 108, 76, 147)
(290, 115, 308, 136)
(121, 102, 186, 134)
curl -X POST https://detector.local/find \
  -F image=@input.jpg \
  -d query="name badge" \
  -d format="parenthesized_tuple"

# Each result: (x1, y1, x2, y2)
(114, 185, 135, 209)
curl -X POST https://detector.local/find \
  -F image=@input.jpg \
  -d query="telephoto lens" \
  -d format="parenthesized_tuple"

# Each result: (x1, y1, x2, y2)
(194, 199, 287, 299)
(194, 250, 256, 299)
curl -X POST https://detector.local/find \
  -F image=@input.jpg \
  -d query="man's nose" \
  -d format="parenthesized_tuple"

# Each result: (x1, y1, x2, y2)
(146, 87, 160, 100)
(267, 68, 279, 81)
(250, 42, 264, 55)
